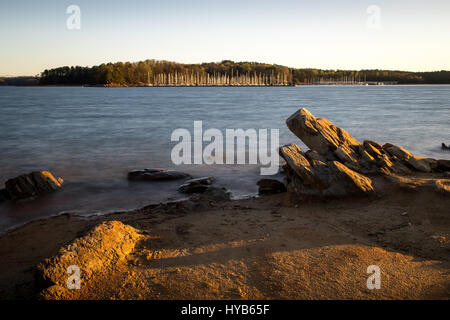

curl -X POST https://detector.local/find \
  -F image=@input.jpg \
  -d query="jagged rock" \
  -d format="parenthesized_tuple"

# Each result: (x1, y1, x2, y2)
(178, 176, 215, 194)
(36, 221, 142, 299)
(286, 108, 363, 167)
(305, 150, 327, 163)
(382, 143, 437, 173)
(282, 108, 449, 197)
(279, 143, 374, 197)
(257, 179, 287, 194)
(4, 171, 63, 201)
(325, 161, 375, 196)
(128, 168, 191, 181)
(386, 174, 450, 195)
(279, 144, 326, 189)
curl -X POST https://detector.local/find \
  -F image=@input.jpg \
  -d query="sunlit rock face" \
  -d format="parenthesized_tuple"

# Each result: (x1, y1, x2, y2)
(280, 108, 449, 197)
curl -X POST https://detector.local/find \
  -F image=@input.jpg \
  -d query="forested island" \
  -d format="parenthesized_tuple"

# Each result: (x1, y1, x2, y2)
(2, 60, 450, 86)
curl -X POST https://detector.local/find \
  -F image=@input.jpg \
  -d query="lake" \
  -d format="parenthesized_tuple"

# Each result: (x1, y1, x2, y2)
(0, 85, 449, 232)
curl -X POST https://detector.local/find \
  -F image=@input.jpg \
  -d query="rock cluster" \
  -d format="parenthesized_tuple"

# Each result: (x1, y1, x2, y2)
(0, 171, 63, 202)
(280, 108, 449, 197)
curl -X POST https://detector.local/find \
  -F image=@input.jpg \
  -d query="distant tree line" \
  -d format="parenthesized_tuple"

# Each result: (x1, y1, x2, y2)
(5, 60, 450, 86)
(39, 60, 292, 86)
(0, 77, 38, 86)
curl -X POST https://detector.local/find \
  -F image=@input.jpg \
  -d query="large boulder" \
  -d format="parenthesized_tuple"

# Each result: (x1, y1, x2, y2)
(286, 108, 363, 169)
(4, 171, 63, 201)
(36, 221, 142, 299)
(285, 108, 447, 177)
(279, 143, 374, 197)
(128, 168, 191, 181)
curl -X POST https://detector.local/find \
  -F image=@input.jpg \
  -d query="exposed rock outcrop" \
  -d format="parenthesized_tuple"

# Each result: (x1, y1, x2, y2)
(279, 144, 374, 197)
(36, 221, 142, 299)
(386, 174, 450, 196)
(128, 168, 191, 181)
(280, 108, 450, 197)
(3, 171, 63, 201)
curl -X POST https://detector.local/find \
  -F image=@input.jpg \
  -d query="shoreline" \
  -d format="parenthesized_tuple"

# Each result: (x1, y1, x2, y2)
(0, 175, 449, 299)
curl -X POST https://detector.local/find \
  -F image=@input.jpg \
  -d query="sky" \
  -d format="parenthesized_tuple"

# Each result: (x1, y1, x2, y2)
(1, 0, 449, 76)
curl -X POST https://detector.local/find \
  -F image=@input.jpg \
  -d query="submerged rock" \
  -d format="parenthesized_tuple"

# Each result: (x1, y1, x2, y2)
(190, 186, 231, 202)
(257, 179, 287, 195)
(4, 171, 63, 201)
(128, 168, 192, 181)
(178, 176, 215, 194)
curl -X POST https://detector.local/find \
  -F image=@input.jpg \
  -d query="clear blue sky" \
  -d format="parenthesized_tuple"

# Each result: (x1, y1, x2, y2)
(1, 0, 449, 76)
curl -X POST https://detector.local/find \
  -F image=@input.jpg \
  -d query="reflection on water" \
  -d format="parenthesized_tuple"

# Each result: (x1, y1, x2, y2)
(0, 85, 449, 231)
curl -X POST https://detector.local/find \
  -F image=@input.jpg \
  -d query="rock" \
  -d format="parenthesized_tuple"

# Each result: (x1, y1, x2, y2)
(382, 143, 411, 160)
(386, 174, 450, 196)
(4, 171, 63, 201)
(257, 179, 287, 194)
(279, 143, 374, 197)
(442, 143, 450, 150)
(36, 221, 142, 298)
(382, 143, 437, 173)
(363, 140, 383, 155)
(279, 144, 326, 189)
(305, 150, 327, 163)
(178, 176, 215, 194)
(322, 161, 375, 197)
(190, 186, 231, 202)
(286, 108, 362, 168)
(128, 168, 191, 181)
(434, 180, 450, 195)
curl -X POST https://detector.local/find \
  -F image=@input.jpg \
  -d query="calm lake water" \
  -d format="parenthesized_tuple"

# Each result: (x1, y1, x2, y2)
(0, 85, 449, 232)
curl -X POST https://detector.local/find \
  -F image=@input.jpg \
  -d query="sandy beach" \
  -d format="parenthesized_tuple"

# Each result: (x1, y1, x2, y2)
(0, 171, 448, 300)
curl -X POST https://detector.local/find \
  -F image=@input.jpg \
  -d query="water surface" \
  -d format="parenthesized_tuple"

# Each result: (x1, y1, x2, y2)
(0, 85, 449, 231)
